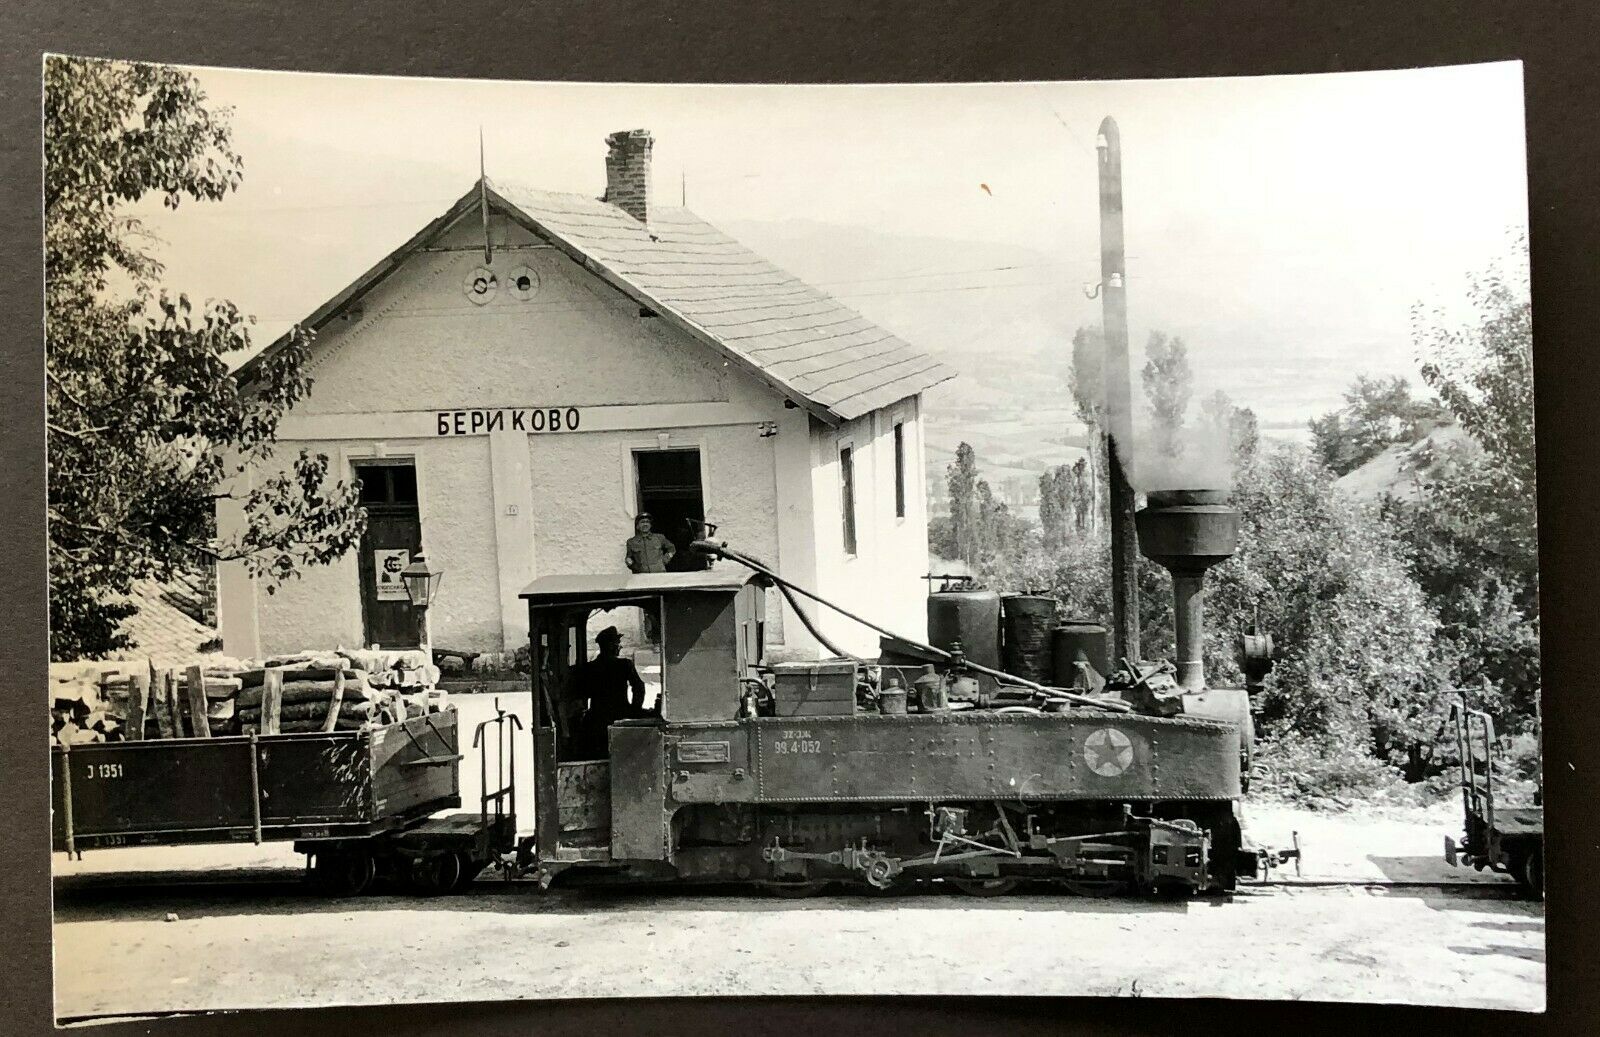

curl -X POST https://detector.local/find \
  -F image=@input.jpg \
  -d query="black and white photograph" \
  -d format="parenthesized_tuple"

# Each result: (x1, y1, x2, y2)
(43, 56, 1541, 1020)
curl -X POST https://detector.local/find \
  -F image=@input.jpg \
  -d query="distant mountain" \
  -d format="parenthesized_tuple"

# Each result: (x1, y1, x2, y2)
(714, 217, 1082, 402)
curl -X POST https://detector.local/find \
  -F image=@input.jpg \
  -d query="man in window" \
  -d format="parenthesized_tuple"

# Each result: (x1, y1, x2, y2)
(624, 512, 675, 573)
(625, 513, 673, 645)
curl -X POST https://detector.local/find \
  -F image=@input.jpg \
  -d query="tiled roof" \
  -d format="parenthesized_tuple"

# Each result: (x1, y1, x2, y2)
(237, 181, 956, 425)
(490, 184, 957, 423)
(106, 579, 219, 669)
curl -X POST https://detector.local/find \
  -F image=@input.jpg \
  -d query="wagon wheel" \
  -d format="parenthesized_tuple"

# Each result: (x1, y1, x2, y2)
(451, 852, 486, 893)
(407, 851, 464, 896)
(312, 848, 376, 897)
(950, 877, 1019, 898)
(1515, 846, 1544, 901)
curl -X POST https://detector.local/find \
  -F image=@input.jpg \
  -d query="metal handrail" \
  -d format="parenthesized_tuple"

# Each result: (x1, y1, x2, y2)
(473, 698, 523, 835)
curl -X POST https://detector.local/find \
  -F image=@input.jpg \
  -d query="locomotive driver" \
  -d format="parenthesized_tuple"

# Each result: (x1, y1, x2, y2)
(575, 626, 649, 758)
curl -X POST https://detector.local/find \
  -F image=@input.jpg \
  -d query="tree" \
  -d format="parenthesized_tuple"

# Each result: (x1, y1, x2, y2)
(1069, 457, 1092, 532)
(1141, 331, 1192, 460)
(1067, 326, 1107, 530)
(1308, 374, 1445, 477)
(1414, 232, 1537, 601)
(1200, 389, 1261, 465)
(46, 57, 366, 660)
(1038, 464, 1079, 550)
(1392, 232, 1539, 737)
(946, 442, 982, 564)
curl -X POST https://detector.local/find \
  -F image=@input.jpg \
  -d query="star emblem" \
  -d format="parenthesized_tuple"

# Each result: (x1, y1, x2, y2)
(1083, 727, 1134, 777)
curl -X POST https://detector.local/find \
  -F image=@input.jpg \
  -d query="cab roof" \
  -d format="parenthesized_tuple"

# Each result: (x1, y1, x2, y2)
(519, 569, 762, 601)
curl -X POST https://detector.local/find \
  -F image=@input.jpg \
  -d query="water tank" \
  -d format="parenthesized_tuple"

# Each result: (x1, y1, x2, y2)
(927, 588, 1001, 673)
(1051, 620, 1109, 689)
(1001, 594, 1057, 683)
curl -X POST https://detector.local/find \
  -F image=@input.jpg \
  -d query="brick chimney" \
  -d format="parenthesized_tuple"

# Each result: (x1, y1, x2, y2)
(603, 129, 653, 224)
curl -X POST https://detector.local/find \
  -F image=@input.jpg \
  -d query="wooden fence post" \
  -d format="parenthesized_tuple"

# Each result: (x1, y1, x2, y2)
(126, 670, 148, 742)
(185, 665, 211, 738)
(260, 669, 283, 736)
(152, 671, 176, 739)
(321, 669, 346, 733)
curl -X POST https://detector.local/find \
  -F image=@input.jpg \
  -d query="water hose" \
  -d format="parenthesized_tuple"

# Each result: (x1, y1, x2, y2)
(696, 540, 1130, 713)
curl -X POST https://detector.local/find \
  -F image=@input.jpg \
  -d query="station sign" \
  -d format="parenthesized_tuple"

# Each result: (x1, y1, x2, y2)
(435, 407, 583, 436)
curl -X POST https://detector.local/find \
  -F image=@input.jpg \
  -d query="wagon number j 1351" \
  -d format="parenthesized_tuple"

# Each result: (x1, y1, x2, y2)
(84, 763, 124, 780)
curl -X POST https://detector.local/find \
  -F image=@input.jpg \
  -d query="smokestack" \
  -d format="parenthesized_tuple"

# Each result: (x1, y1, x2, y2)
(1135, 489, 1239, 692)
(604, 129, 653, 224)
(1096, 116, 1140, 666)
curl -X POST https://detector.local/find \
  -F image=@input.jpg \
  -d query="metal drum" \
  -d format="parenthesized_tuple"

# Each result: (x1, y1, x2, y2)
(927, 588, 1001, 671)
(1051, 620, 1109, 689)
(1001, 594, 1057, 683)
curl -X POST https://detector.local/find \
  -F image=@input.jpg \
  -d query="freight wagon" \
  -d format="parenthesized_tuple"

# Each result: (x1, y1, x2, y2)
(52, 706, 522, 895)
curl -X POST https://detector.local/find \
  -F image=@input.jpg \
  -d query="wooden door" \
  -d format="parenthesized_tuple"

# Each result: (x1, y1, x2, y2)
(354, 462, 422, 648)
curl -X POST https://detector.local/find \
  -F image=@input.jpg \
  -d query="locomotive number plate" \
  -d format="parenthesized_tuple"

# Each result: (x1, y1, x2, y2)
(771, 729, 823, 756)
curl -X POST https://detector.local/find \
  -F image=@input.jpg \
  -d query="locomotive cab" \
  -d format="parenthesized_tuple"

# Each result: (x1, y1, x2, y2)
(521, 571, 768, 869)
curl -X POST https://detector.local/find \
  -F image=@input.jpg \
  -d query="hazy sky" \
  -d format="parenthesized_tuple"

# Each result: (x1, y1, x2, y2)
(127, 61, 1529, 427)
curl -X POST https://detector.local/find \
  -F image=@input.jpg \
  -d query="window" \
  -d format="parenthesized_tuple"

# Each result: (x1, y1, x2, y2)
(634, 448, 705, 560)
(354, 460, 418, 506)
(893, 421, 906, 519)
(840, 445, 857, 555)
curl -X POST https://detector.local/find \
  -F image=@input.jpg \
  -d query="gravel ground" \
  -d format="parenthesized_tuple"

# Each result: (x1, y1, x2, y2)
(50, 695, 1545, 1020)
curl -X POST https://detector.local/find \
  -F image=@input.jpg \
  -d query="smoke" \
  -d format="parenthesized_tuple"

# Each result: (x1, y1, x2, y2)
(1124, 415, 1234, 494)
(1099, 383, 1235, 495)
(1074, 323, 1242, 496)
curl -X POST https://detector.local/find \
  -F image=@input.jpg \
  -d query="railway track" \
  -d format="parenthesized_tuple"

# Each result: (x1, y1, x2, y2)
(52, 869, 1527, 900)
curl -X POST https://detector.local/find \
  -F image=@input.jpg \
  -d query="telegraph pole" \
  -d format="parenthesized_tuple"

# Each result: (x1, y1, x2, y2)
(1096, 116, 1140, 665)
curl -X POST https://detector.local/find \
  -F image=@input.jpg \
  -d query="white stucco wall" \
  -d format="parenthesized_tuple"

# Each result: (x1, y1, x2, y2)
(296, 218, 731, 414)
(218, 207, 937, 661)
(806, 396, 931, 657)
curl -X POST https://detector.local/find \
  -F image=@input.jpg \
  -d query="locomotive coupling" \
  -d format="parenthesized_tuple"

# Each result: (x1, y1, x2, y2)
(1244, 831, 1303, 880)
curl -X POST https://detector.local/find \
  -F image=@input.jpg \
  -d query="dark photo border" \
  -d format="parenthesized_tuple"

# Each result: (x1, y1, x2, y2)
(3, 2, 1595, 1035)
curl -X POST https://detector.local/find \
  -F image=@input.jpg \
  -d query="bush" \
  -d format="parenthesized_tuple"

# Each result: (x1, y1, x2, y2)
(1252, 730, 1413, 809)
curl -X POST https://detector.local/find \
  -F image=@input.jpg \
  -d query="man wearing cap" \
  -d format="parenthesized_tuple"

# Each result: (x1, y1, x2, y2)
(575, 626, 649, 758)
(624, 513, 675, 574)
(625, 513, 673, 645)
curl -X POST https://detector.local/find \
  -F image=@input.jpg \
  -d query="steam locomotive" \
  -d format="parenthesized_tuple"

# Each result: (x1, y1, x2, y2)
(523, 488, 1292, 896)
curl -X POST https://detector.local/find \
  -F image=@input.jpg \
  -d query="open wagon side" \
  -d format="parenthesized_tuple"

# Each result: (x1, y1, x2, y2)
(52, 706, 524, 896)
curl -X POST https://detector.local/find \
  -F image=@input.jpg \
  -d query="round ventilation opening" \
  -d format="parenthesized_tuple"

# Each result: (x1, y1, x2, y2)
(507, 264, 540, 301)
(463, 266, 498, 305)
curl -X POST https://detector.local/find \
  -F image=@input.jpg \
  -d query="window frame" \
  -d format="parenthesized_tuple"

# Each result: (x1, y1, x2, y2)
(839, 443, 858, 557)
(893, 420, 907, 520)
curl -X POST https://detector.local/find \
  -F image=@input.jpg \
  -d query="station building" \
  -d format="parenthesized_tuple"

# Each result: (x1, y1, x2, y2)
(219, 129, 954, 661)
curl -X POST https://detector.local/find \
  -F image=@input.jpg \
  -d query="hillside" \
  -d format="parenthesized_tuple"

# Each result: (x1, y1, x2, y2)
(1333, 422, 1479, 502)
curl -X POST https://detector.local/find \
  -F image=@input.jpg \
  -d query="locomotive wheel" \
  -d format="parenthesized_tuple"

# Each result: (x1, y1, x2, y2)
(407, 851, 464, 897)
(759, 879, 831, 899)
(312, 848, 376, 897)
(950, 878, 1019, 897)
(1061, 879, 1129, 898)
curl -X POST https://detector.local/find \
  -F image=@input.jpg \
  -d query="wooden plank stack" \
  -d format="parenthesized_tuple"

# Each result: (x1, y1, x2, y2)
(50, 656, 254, 744)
